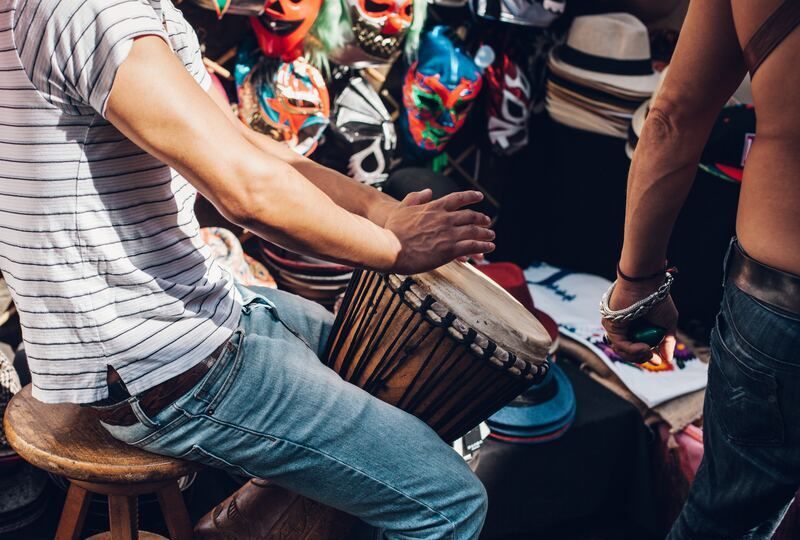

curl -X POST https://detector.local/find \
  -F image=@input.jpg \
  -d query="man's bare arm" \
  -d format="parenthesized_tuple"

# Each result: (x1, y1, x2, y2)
(205, 83, 399, 227)
(604, 0, 747, 363)
(619, 0, 747, 277)
(106, 36, 493, 273)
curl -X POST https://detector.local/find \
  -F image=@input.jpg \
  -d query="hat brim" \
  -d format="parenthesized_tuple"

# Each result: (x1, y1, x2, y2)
(549, 48, 660, 97)
(547, 98, 629, 138)
(487, 362, 576, 434)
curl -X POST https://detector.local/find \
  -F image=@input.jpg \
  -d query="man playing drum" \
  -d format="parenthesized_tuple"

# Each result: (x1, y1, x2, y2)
(602, 0, 800, 538)
(0, 0, 493, 537)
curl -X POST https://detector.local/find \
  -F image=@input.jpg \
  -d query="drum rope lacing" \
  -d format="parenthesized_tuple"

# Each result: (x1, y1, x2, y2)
(389, 275, 548, 382)
(324, 269, 550, 440)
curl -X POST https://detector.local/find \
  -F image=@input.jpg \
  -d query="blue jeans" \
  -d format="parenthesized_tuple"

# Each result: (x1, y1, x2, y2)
(668, 267, 800, 538)
(102, 286, 487, 539)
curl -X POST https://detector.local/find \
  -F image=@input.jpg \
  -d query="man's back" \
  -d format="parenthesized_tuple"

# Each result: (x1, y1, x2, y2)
(731, 0, 800, 275)
(0, 0, 239, 404)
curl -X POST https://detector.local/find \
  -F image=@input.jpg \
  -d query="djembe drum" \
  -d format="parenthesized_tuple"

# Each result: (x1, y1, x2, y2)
(196, 261, 552, 540)
(325, 260, 552, 441)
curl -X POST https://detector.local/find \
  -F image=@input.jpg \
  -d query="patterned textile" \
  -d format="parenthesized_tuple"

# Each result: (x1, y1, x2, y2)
(200, 228, 277, 289)
(0, 351, 21, 450)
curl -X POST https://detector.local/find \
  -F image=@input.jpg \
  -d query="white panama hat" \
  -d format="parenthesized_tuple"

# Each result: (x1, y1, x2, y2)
(549, 13, 660, 96)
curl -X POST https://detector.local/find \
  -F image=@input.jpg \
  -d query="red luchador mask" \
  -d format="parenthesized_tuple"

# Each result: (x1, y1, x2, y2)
(250, 0, 323, 60)
(347, 0, 414, 60)
(485, 52, 532, 155)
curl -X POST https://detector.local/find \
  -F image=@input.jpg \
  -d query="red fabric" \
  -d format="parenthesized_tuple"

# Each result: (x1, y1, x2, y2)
(479, 262, 536, 313)
(478, 262, 559, 344)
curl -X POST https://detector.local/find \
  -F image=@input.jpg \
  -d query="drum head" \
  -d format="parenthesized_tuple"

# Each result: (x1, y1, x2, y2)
(410, 262, 551, 366)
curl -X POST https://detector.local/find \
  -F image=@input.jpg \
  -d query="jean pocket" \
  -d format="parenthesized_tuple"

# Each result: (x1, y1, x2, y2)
(179, 444, 256, 479)
(193, 329, 245, 411)
(709, 324, 784, 446)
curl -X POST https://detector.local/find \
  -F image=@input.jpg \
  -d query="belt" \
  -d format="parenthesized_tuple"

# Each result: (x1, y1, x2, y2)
(89, 341, 229, 427)
(728, 240, 800, 316)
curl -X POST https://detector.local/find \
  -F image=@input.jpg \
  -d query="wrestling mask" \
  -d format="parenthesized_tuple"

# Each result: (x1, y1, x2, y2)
(236, 47, 330, 156)
(400, 27, 484, 158)
(308, 0, 425, 67)
(471, 0, 566, 27)
(331, 76, 397, 187)
(485, 52, 532, 155)
(250, 0, 322, 60)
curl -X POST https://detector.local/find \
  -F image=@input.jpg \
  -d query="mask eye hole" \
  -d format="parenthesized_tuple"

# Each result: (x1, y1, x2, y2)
(404, 4, 412, 15)
(363, 0, 390, 13)
(417, 94, 439, 111)
(506, 100, 523, 119)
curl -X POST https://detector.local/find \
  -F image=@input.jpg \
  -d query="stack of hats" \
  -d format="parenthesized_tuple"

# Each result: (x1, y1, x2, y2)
(486, 362, 576, 444)
(258, 240, 353, 310)
(546, 13, 660, 139)
(477, 262, 575, 444)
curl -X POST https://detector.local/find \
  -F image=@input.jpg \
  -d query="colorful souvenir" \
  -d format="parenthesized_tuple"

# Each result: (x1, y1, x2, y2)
(189, 0, 265, 18)
(308, 0, 427, 67)
(250, 0, 323, 60)
(330, 76, 396, 187)
(236, 45, 330, 156)
(400, 27, 484, 158)
(485, 52, 532, 155)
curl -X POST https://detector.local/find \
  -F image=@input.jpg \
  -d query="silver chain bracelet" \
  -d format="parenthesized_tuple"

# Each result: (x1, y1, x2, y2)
(600, 271, 675, 323)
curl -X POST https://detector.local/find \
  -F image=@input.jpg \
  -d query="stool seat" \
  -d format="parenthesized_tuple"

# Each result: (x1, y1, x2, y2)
(3, 385, 198, 484)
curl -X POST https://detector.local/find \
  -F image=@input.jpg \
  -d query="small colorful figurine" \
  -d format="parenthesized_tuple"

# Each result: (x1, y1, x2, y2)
(189, 0, 265, 18)
(399, 27, 485, 159)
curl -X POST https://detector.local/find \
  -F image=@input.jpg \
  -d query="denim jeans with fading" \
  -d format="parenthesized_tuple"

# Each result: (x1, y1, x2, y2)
(668, 257, 800, 539)
(102, 286, 487, 539)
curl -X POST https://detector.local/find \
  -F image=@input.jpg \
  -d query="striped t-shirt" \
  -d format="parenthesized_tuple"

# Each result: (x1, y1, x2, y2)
(0, 0, 242, 404)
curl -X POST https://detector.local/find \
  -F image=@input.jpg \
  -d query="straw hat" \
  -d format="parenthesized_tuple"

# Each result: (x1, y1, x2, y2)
(549, 13, 660, 96)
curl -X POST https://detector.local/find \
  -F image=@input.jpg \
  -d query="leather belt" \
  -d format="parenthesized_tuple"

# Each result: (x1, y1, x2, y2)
(728, 241, 800, 316)
(89, 341, 229, 427)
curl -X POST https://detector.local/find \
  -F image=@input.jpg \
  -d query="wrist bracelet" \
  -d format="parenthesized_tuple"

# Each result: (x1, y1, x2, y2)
(616, 261, 672, 282)
(600, 270, 675, 323)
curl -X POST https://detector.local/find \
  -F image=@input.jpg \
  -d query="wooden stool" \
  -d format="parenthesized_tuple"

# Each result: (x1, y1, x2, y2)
(3, 385, 200, 540)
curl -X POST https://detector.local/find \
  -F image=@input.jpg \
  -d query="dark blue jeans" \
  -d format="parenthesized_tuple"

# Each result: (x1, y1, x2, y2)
(668, 268, 800, 538)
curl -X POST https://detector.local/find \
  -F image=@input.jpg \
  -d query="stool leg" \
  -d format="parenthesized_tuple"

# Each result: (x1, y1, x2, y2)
(157, 482, 193, 540)
(55, 482, 91, 540)
(108, 494, 138, 540)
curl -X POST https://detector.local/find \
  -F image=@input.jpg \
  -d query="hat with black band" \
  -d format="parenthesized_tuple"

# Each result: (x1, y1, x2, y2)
(548, 13, 659, 95)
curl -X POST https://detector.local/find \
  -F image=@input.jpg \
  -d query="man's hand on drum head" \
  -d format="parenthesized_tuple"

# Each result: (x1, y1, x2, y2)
(381, 189, 495, 274)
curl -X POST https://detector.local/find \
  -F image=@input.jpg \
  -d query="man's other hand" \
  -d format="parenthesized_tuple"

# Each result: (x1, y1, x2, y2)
(601, 280, 679, 366)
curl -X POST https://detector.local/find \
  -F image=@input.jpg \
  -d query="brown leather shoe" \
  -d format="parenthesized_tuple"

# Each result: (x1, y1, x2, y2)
(194, 478, 358, 540)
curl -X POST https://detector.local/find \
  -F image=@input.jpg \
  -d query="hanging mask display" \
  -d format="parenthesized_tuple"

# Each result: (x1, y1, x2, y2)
(330, 76, 397, 188)
(307, 0, 426, 68)
(400, 27, 484, 158)
(485, 52, 532, 155)
(236, 46, 330, 156)
(250, 0, 323, 60)
(189, 0, 265, 18)
(471, 0, 566, 27)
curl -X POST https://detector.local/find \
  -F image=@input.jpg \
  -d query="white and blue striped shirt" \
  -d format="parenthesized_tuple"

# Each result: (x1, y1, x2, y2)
(0, 0, 241, 403)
